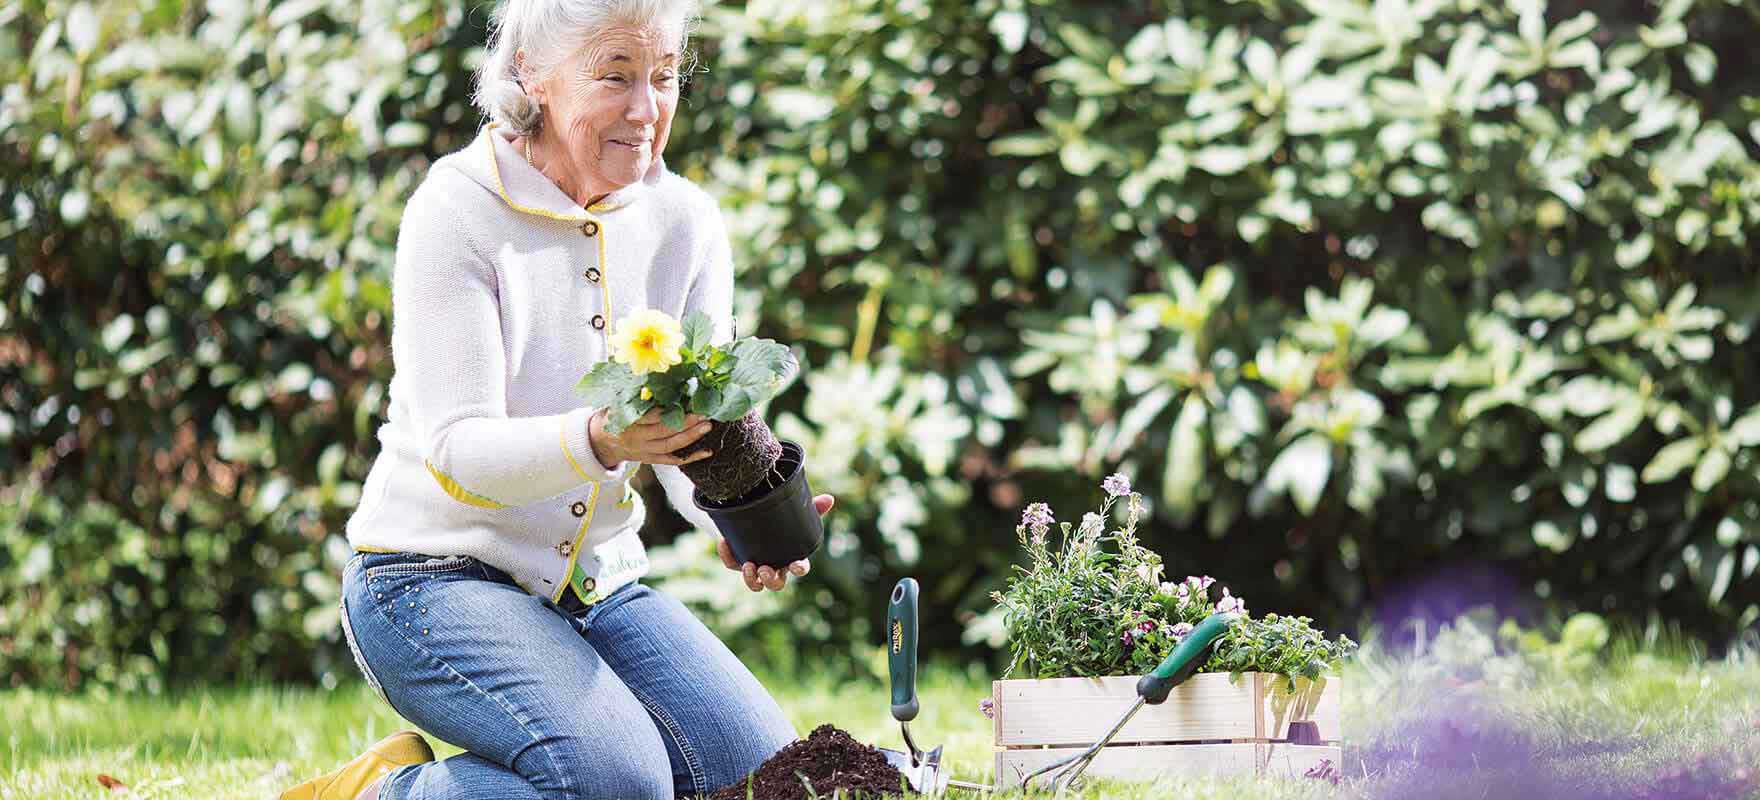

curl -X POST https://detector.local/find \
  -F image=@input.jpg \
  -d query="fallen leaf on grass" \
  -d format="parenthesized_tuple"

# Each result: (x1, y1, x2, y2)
(96, 773, 128, 792)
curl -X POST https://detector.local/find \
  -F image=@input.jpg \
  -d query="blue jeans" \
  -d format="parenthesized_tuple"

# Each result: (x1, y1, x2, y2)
(339, 550, 797, 799)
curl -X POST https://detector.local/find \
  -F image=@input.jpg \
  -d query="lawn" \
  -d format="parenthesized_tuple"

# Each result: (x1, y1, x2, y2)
(5, 631, 1759, 799)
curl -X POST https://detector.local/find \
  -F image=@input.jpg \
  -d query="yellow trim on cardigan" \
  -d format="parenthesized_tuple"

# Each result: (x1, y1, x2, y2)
(561, 419, 596, 483)
(425, 461, 510, 510)
(482, 124, 635, 219)
(352, 545, 400, 554)
(483, 124, 590, 223)
(551, 481, 601, 603)
(480, 125, 616, 346)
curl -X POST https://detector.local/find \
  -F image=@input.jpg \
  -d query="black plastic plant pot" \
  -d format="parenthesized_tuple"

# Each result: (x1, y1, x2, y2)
(692, 440, 824, 568)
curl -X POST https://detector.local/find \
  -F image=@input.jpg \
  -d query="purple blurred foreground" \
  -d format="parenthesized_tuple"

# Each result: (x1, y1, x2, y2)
(1344, 693, 1756, 800)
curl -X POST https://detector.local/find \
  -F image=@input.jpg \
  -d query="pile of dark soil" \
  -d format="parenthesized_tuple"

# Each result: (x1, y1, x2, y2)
(708, 724, 910, 800)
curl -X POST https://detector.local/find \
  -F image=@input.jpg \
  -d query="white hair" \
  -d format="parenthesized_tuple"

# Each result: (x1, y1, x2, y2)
(473, 0, 702, 136)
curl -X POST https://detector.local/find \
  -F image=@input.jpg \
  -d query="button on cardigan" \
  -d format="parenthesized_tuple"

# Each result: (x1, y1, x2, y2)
(345, 123, 734, 605)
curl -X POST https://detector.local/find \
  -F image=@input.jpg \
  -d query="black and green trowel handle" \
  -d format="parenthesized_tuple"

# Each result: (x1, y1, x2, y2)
(1137, 611, 1240, 704)
(887, 577, 920, 722)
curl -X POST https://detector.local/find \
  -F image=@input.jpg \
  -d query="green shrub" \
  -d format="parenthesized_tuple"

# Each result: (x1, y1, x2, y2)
(3, 0, 1757, 688)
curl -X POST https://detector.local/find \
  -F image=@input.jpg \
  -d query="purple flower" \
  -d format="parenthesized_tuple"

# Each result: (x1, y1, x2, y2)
(1138, 619, 1157, 634)
(1215, 588, 1246, 616)
(1170, 622, 1194, 640)
(1079, 512, 1104, 533)
(1102, 473, 1132, 498)
(1304, 758, 1341, 785)
(1021, 502, 1054, 531)
(979, 698, 996, 720)
(1187, 575, 1216, 592)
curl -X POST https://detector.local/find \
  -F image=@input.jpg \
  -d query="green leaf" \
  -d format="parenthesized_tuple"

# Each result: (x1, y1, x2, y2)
(764, 89, 835, 122)
(1056, 23, 1112, 62)
(991, 10, 1029, 54)
(1614, 233, 1652, 270)
(101, 315, 135, 351)
(1266, 433, 1332, 515)
(605, 400, 648, 433)
(1059, 139, 1106, 176)
(713, 386, 756, 421)
(1111, 385, 1175, 460)
(1642, 437, 1703, 483)
(1533, 520, 1573, 552)
(1557, 376, 1627, 417)
(662, 406, 687, 432)
(1729, 407, 1760, 446)
(318, 443, 346, 487)
(576, 361, 643, 408)
(728, 339, 792, 392)
(384, 121, 428, 149)
(989, 133, 1059, 157)
(1586, 307, 1643, 344)
(1192, 146, 1251, 176)
(1162, 394, 1207, 521)
(682, 310, 713, 355)
(1605, 464, 1638, 502)
(1710, 551, 1735, 604)
(1683, 44, 1717, 85)
(1575, 398, 1645, 453)
(1692, 446, 1731, 492)
(690, 384, 723, 417)
(66, 3, 100, 58)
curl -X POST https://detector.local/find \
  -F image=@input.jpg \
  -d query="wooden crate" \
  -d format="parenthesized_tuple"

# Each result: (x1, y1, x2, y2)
(992, 672, 1342, 785)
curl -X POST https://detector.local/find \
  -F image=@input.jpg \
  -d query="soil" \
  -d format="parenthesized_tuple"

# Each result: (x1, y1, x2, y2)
(671, 409, 784, 503)
(707, 724, 911, 800)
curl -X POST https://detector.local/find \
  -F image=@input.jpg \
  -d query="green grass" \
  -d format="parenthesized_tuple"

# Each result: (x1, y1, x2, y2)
(4, 644, 1759, 799)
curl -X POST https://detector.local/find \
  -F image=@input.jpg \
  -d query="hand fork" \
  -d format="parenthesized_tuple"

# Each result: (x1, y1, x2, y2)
(1015, 611, 1241, 796)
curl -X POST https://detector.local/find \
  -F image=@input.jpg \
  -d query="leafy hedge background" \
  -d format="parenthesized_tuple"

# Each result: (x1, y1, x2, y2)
(3, 0, 1758, 690)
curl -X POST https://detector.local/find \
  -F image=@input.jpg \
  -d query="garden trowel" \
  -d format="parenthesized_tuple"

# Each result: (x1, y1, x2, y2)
(879, 577, 990, 796)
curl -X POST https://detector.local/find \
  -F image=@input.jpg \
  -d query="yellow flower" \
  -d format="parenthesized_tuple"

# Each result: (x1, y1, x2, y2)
(609, 309, 685, 375)
(640, 386, 653, 400)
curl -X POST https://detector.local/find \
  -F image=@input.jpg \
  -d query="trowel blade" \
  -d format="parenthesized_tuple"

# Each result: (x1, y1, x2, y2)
(878, 746, 949, 796)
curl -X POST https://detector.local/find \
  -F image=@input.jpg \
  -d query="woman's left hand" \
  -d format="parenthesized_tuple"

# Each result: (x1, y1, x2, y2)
(718, 494, 833, 592)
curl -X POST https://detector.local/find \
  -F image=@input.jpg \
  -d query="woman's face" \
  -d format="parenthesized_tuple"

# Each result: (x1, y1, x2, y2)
(530, 23, 680, 195)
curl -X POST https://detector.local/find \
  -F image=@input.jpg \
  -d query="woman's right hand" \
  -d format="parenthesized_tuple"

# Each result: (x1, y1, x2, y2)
(588, 408, 716, 470)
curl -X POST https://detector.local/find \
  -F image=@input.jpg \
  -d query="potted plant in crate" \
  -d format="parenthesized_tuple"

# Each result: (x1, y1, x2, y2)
(986, 475, 1357, 782)
(575, 308, 822, 567)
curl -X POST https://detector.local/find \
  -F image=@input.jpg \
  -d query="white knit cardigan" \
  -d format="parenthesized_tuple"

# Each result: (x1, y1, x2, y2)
(344, 123, 732, 605)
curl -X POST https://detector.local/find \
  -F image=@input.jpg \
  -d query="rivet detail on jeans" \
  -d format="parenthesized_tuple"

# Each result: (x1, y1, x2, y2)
(421, 608, 428, 614)
(375, 593, 383, 599)
(409, 601, 416, 608)
(422, 628, 429, 635)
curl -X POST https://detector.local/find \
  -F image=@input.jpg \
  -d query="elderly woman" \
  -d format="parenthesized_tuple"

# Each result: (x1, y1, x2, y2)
(278, 1, 824, 798)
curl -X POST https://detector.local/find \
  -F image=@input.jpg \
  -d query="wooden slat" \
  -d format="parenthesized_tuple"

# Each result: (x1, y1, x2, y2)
(994, 743, 1260, 785)
(993, 673, 1257, 747)
(1310, 676, 1341, 741)
(994, 673, 1343, 748)
(993, 743, 1343, 785)
(1252, 674, 1342, 742)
